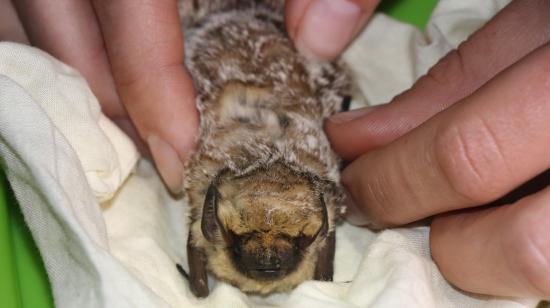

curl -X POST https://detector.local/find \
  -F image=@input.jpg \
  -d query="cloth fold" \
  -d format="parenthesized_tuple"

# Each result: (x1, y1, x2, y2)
(0, 0, 540, 307)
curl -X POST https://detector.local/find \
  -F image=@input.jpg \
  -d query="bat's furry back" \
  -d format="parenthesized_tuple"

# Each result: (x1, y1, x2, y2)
(179, 0, 349, 297)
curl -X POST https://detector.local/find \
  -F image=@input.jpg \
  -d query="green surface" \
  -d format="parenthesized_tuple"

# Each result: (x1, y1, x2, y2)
(0, 176, 21, 308)
(1, 173, 54, 308)
(0, 1, 437, 308)
(379, 0, 438, 29)
(8, 185, 54, 308)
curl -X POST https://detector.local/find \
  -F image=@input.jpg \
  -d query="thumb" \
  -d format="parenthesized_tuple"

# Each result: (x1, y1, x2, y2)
(92, 0, 199, 194)
(285, 0, 379, 60)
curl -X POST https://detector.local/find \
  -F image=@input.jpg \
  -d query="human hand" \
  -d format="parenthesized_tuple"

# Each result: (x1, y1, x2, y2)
(0, 0, 376, 194)
(325, 0, 550, 298)
(0, 0, 198, 194)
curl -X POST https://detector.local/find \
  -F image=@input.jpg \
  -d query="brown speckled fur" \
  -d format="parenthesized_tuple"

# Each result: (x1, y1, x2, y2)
(179, 0, 349, 295)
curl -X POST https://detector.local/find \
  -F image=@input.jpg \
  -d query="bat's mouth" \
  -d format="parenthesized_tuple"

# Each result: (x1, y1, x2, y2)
(248, 267, 286, 280)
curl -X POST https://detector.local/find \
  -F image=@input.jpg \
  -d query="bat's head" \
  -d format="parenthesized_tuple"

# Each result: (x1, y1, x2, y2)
(201, 163, 328, 282)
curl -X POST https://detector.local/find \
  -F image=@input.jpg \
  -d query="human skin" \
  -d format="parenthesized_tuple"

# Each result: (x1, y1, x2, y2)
(325, 0, 550, 299)
(0, 0, 376, 194)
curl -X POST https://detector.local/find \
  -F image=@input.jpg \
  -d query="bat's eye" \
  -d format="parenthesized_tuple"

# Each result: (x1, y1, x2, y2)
(231, 232, 253, 256)
(233, 244, 242, 256)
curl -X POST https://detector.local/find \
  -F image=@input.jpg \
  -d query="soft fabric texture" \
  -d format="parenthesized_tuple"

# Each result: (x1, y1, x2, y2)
(0, 0, 540, 307)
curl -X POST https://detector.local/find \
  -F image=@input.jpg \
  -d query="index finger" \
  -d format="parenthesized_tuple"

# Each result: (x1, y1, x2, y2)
(326, 0, 550, 160)
(343, 42, 550, 228)
(92, 0, 199, 193)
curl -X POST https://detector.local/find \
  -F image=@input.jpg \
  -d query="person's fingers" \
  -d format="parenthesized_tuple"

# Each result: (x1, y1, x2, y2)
(431, 183, 550, 298)
(326, 0, 550, 160)
(14, 0, 145, 161)
(285, 0, 379, 60)
(92, 0, 199, 194)
(0, 0, 28, 43)
(13, 0, 125, 119)
(342, 42, 550, 228)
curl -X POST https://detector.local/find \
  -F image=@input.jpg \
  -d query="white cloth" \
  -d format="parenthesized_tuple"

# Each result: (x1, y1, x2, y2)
(0, 0, 540, 307)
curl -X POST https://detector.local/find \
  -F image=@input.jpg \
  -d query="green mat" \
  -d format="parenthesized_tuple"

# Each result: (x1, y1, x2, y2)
(0, 176, 54, 308)
(0, 1, 437, 307)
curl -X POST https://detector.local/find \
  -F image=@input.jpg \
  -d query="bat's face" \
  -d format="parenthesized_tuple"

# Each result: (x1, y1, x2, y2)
(201, 164, 328, 282)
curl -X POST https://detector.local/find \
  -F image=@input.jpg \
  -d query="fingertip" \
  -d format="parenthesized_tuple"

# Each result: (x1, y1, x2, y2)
(324, 120, 361, 160)
(285, 0, 314, 41)
(343, 188, 373, 227)
(327, 105, 378, 124)
(144, 75, 198, 195)
(324, 105, 385, 160)
(145, 106, 198, 195)
(341, 158, 370, 224)
(341, 158, 389, 229)
(147, 134, 185, 194)
(291, 0, 377, 60)
(172, 69, 200, 158)
(116, 63, 199, 194)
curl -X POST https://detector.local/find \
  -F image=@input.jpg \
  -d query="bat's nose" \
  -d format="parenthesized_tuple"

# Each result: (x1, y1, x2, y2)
(247, 256, 284, 280)
(256, 255, 281, 270)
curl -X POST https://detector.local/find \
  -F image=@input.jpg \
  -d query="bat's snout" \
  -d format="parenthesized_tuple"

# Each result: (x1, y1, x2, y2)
(248, 256, 285, 280)
(256, 255, 282, 270)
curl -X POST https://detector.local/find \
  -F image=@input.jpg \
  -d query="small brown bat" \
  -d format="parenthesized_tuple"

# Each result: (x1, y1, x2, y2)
(178, 0, 349, 297)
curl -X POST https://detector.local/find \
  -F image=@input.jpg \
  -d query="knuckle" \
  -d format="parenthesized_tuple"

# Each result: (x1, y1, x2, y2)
(422, 49, 469, 95)
(503, 211, 550, 296)
(434, 116, 511, 204)
(115, 71, 149, 97)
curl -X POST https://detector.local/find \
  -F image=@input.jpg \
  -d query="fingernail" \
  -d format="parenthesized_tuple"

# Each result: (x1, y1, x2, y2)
(328, 106, 378, 124)
(343, 189, 370, 226)
(147, 135, 184, 194)
(295, 0, 361, 60)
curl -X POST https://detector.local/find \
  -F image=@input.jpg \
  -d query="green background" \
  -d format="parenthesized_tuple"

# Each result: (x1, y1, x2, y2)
(0, 1, 437, 307)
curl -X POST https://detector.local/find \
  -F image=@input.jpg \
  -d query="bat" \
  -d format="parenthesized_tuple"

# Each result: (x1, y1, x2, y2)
(178, 0, 349, 297)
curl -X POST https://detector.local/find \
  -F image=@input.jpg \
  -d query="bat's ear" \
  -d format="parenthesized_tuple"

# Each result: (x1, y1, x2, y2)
(201, 183, 233, 246)
(298, 194, 329, 249)
(312, 195, 335, 281)
(318, 195, 329, 238)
